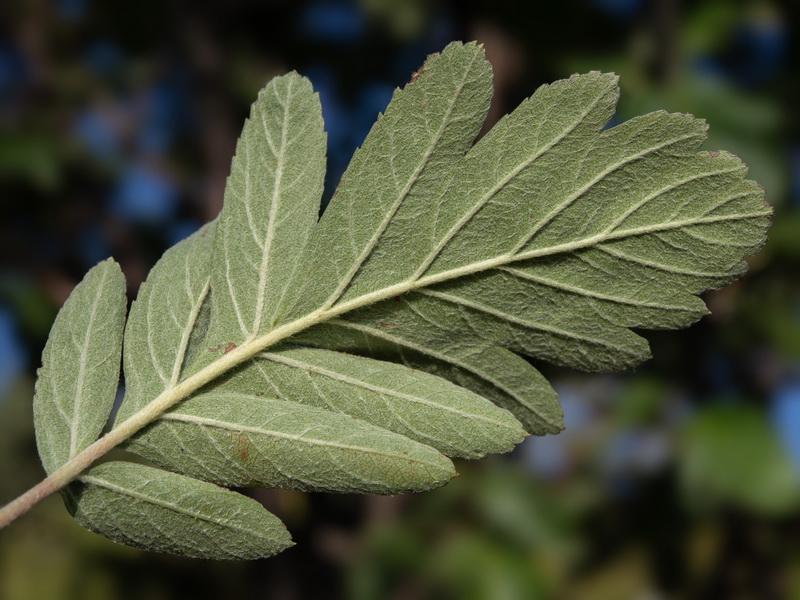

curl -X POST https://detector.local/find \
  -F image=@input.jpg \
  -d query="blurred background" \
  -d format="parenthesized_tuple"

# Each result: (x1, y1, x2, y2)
(0, 0, 798, 598)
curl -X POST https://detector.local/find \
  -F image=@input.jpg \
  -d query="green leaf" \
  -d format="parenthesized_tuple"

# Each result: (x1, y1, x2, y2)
(127, 394, 456, 494)
(115, 223, 215, 423)
(33, 259, 126, 475)
(204, 71, 326, 347)
(65, 462, 292, 559)
(21, 41, 771, 561)
(117, 39, 766, 515)
(215, 346, 528, 458)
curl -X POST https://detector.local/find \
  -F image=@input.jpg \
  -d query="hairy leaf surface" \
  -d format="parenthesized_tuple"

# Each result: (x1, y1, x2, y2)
(283, 42, 493, 317)
(33, 259, 126, 475)
(205, 71, 326, 347)
(216, 347, 527, 457)
(127, 394, 455, 493)
(291, 320, 563, 434)
(66, 462, 292, 559)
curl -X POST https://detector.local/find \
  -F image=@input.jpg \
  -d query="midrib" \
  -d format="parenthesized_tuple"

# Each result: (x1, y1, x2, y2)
(69, 269, 106, 458)
(79, 474, 266, 540)
(324, 319, 559, 429)
(159, 411, 447, 467)
(259, 351, 515, 426)
(168, 279, 211, 389)
(250, 79, 292, 338)
(316, 208, 770, 323)
(116, 197, 767, 467)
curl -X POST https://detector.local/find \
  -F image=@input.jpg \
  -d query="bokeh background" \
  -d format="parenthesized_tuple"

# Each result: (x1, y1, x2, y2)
(0, 0, 798, 598)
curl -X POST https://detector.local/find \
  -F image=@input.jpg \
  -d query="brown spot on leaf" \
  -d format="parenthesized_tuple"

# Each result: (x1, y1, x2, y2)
(208, 342, 238, 354)
(232, 432, 250, 464)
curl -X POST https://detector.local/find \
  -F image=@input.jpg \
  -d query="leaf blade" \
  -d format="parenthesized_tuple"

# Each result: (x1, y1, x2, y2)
(33, 259, 126, 475)
(126, 395, 456, 494)
(291, 318, 563, 435)
(217, 347, 527, 458)
(66, 461, 292, 559)
(285, 61, 767, 387)
(208, 72, 326, 344)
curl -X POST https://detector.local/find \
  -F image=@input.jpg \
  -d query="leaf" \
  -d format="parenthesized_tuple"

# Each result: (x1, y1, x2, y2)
(20, 41, 771, 561)
(65, 461, 292, 559)
(204, 71, 326, 348)
(118, 40, 766, 511)
(33, 259, 126, 475)
(127, 394, 456, 493)
(215, 346, 528, 458)
(116, 222, 215, 423)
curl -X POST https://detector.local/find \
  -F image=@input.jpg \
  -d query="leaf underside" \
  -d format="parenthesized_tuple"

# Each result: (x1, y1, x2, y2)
(65, 462, 291, 560)
(31, 41, 770, 559)
(33, 259, 126, 476)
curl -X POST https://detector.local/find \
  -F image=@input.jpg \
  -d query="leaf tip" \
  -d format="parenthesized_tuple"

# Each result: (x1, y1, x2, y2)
(91, 256, 124, 278)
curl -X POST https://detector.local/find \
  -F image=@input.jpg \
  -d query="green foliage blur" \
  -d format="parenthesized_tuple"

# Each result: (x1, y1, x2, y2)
(0, 0, 798, 598)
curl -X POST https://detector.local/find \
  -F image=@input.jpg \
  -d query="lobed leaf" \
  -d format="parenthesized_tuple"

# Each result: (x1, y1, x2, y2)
(33, 259, 126, 475)
(281, 45, 768, 403)
(126, 394, 456, 493)
(65, 462, 291, 559)
(216, 346, 528, 458)
(25, 41, 771, 561)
